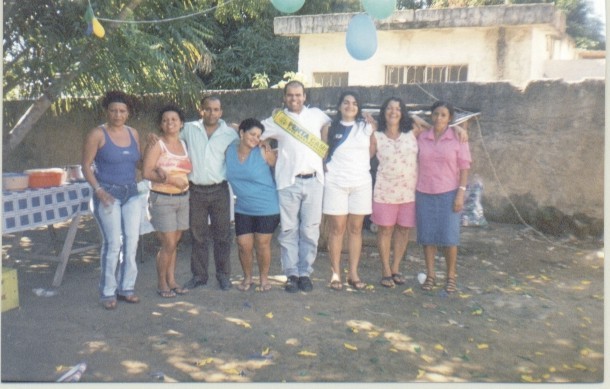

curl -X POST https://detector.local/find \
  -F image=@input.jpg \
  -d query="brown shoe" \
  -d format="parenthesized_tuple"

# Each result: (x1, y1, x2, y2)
(117, 294, 140, 304)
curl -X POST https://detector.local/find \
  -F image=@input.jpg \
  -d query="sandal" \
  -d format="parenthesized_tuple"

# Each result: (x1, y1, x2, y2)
(236, 281, 253, 292)
(330, 280, 343, 291)
(259, 283, 272, 292)
(157, 289, 177, 298)
(102, 300, 117, 310)
(392, 273, 406, 285)
(170, 287, 188, 295)
(445, 277, 457, 294)
(347, 279, 366, 290)
(421, 276, 436, 291)
(380, 276, 395, 288)
(117, 294, 140, 304)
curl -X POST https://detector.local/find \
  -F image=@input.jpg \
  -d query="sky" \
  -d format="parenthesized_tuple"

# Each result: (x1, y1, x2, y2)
(591, 0, 606, 22)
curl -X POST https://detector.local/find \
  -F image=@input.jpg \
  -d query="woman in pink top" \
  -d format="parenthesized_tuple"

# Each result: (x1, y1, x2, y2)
(143, 105, 192, 298)
(416, 101, 471, 293)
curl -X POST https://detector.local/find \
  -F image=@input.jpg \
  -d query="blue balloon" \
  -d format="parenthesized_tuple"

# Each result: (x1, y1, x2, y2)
(346, 14, 377, 61)
(361, 0, 395, 19)
(271, 0, 305, 14)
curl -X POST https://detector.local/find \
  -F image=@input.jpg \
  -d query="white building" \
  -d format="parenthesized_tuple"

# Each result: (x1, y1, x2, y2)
(273, 4, 605, 87)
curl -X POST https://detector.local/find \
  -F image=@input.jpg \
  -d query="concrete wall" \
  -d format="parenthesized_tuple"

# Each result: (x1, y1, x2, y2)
(2, 79, 604, 238)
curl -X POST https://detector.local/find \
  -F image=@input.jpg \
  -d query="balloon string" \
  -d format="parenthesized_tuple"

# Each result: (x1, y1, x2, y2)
(87, 0, 235, 24)
(412, 82, 584, 249)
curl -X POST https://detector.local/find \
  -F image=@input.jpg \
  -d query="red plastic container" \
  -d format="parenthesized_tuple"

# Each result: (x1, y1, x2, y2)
(25, 168, 67, 188)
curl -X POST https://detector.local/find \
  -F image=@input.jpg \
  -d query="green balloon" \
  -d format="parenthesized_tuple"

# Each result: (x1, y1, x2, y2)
(271, 0, 305, 14)
(84, 4, 94, 23)
(361, 0, 395, 19)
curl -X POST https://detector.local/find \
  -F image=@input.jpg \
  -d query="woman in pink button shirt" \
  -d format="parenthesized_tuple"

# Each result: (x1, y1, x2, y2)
(416, 101, 471, 294)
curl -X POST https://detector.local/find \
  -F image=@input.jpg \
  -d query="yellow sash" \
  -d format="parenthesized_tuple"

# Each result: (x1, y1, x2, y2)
(273, 110, 328, 158)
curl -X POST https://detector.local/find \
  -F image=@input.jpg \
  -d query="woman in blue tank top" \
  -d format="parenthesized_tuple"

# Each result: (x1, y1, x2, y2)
(82, 91, 142, 310)
(226, 118, 280, 292)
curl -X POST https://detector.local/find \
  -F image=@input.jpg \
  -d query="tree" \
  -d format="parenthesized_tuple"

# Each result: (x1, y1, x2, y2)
(3, 0, 271, 154)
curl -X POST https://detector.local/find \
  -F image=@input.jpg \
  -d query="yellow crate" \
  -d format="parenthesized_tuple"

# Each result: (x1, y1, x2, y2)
(2, 267, 19, 312)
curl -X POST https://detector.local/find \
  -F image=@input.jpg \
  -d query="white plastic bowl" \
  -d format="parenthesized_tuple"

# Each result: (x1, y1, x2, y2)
(3, 173, 30, 191)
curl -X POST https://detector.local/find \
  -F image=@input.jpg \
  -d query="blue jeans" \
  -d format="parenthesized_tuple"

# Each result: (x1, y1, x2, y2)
(277, 177, 323, 277)
(93, 182, 141, 301)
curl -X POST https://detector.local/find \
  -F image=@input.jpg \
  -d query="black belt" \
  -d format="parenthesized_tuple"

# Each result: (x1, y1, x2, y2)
(295, 172, 316, 179)
(189, 181, 227, 188)
(150, 190, 189, 197)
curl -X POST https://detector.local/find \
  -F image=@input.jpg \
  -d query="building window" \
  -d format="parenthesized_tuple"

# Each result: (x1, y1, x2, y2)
(385, 65, 468, 84)
(313, 72, 348, 87)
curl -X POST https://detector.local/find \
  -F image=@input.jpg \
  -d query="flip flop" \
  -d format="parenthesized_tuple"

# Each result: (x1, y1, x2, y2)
(380, 276, 395, 288)
(347, 279, 366, 290)
(392, 273, 406, 285)
(170, 287, 188, 295)
(102, 300, 117, 310)
(157, 289, 176, 298)
(237, 282, 253, 292)
(259, 283, 272, 292)
(330, 280, 343, 291)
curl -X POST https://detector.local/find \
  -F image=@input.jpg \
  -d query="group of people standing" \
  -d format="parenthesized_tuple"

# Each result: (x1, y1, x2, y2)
(82, 82, 471, 310)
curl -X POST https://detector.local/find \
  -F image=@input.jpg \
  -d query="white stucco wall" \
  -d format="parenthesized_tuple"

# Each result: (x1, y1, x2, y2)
(298, 25, 568, 86)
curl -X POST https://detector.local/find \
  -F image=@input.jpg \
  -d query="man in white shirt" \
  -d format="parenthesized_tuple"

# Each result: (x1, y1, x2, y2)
(261, 81, 331, 292)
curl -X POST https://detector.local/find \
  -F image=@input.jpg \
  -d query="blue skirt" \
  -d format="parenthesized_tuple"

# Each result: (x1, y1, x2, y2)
(416, 190, 461, 246)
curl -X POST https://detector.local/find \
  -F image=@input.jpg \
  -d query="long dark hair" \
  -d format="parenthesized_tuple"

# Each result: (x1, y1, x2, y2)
(377, 96, 413, 133)
(327, 91, 364, 147)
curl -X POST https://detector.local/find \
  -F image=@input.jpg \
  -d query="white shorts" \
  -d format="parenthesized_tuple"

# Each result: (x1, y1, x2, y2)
(322, 179, 372, 215)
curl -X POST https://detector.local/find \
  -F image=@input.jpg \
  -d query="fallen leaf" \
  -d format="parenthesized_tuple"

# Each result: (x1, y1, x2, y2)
(535, 351, 544, 356)
(303, 317, 312, 322)
(196, 358, 214, 367)
(365, 284, 375, 290)
(297, 350, 317, 357)
(458, 293, 472, 299)
(389, 348, 398, 353)
(580, 348, 592, 356)
(477, 343, 489, 349)
(222, 367, 240, 375)
(471, 308, 483, 315)
(580, 280, 591, 285)
(549, 366, 556, 372)
(416, 369, 426, 379)
(421, 355, 434, 363)
(262, 347, 270, 356)
(265, 312, 273, 319)
(225, 317, 252, 328)
(521, 375, 541, 383)
(343, 343, 358, 351)
(573, 363, 588, 371)
(367, 331, 380, 338)
(434, 344, 444, 351)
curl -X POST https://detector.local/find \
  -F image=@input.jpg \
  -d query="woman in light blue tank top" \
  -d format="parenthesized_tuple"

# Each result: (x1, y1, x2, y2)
(82, 91, 142, 310)
(226, 118, 280, 292)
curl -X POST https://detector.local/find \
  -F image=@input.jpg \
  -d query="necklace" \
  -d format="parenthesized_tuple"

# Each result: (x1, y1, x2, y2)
(237, 148, 250, 162)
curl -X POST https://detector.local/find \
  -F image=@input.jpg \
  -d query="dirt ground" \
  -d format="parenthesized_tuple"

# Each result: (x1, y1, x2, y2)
(0, 215, 605, 384)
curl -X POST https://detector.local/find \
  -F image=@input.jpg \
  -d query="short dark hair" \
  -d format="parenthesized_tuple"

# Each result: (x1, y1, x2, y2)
(430, 100, 455, 120)
(199, 95, 221, 108)
(156, 104, 186, 127)
(283, 80, 306, 95)
(239, 118, 265, 134)
(101, 90, 133, 113)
